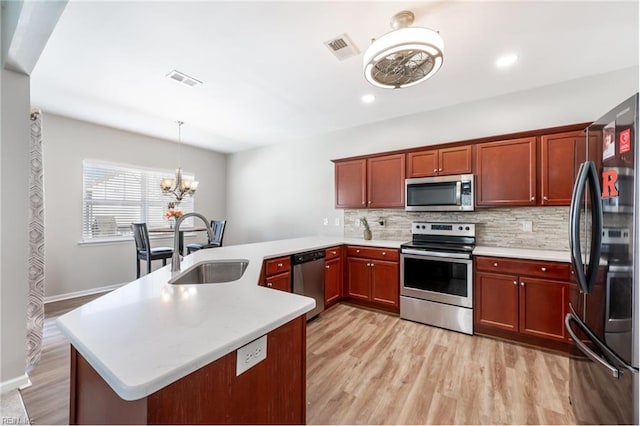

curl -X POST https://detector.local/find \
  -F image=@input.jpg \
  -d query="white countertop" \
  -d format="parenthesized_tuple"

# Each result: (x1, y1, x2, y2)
(473, 246, 571, 262)
(56, 236, 403, 401)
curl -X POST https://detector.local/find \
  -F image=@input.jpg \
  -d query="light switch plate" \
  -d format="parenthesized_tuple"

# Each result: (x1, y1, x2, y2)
(236, 335, 267, 376)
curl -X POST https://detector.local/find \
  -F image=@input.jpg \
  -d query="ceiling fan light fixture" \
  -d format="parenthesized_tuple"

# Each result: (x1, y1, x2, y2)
(363, 12, 444, 89)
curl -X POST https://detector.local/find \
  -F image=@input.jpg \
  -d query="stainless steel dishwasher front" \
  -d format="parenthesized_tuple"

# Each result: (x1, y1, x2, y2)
(291, 249, 326, 319)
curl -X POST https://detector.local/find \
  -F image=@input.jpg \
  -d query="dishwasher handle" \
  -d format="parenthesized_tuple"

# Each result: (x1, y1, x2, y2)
(291, 249, 326, 265)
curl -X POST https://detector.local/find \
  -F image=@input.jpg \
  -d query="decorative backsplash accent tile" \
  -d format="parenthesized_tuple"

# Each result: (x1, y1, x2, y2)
(344, 207, 570, 250)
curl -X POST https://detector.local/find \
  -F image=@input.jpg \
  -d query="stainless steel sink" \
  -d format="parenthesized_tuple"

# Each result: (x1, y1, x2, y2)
(169, 259, 249, 285)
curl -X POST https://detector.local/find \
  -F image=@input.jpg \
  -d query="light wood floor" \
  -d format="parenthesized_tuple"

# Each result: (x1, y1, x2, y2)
(21, 299, 576, 425)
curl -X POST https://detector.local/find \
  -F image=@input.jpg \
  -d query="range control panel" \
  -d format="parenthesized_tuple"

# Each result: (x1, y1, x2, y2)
(412, 222, 476, 237)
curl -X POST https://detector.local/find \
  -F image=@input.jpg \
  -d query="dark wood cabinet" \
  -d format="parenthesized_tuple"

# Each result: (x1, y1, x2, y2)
(474, 256, 571, 349)
(334, 159, 367, 208)
(367, 154, 405, 208)
(324, 246, 342, 307)
(476, 137, 537, 206)
(475, 271, 519, 332)
(261, 256, 291, 292)
(519, 276, 568, 341)
(334, 154, 405, 208)
(346, 246, 399, 312)
(539, 130, 595, 206)
(407, 145, 472, 178)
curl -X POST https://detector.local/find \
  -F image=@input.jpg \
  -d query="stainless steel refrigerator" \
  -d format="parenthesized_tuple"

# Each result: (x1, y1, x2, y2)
(567, 93, 639, 424)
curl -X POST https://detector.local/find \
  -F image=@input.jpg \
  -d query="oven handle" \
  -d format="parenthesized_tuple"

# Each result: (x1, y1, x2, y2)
(401, 249, 472, 260)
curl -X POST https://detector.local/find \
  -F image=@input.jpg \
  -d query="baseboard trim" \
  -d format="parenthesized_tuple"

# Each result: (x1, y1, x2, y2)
(44, 283, 125, 304)
(0, 374, 31, 394)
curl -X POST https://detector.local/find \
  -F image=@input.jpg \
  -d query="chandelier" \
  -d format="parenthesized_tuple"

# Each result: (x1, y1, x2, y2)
(160, 121, 198, 204)
(363, 10, 444, 89)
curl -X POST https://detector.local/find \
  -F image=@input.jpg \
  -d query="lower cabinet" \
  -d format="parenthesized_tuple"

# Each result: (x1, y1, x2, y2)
(474, 256, 571, 349)
(260, 256, 291, 292)
(346, 246, 399, 312)
(324, 246, 343, 307)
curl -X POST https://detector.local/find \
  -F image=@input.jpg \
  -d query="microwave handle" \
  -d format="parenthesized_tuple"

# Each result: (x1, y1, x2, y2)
(456, 181, 462, 205)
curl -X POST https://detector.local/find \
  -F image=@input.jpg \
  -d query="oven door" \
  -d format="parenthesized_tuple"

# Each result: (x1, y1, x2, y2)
(400, 251, 473, 308)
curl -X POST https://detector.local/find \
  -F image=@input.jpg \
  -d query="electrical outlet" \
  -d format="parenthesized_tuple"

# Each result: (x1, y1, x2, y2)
(522, 221, 533, 232)
(334, 217, 340, 226)
(355, 218, 361, 227)
(323, 218, 329, 226)
(236, 335, 267, 376)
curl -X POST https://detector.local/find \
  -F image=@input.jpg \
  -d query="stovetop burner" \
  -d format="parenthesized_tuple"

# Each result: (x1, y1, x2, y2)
(401, 222, 476, 256)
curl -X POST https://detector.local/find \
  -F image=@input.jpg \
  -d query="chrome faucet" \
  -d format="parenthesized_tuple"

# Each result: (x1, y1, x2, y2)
(171, 212, 215, 272)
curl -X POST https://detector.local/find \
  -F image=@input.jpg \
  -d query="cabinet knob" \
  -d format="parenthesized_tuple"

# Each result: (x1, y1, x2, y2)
(541, 267, 547, 272)
(493, 263, 498, 267)
(267, 282, 273, 288)
(521, 281, 525, 286)
(433, 168, 438, 173)
(277, 263, 283, 268)
(362, 202, 366, 206)
(368, 200, 372, 206)
(438, 168, 443, 172)
(382, 252, 387, 256)
(530, 196, 535, 201)
(325, 265, 330, 269)
(331, 251, 337, 255)
(356, 249, 360, 253)
(543, 196, 549, 201)
(513, 280, 517, 285)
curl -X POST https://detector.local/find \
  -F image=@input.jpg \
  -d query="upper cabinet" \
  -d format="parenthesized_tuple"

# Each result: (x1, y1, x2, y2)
(476, 137, 537, 207)
(334, 154, 405, 208)
(335, 159, 367, 208)
(540, 130, 587, 206)
(407, 145, 472, 178)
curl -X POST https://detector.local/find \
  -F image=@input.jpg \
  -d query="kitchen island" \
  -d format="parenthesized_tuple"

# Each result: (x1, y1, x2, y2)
(57, 236, 401, 424)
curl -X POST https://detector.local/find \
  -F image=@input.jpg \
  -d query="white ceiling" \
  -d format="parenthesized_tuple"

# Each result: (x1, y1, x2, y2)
(30, 1, 639, 153)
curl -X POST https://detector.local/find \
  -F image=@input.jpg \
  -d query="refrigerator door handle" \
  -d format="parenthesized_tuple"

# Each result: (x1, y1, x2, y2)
(569, 161, 603, 294)
(569, 162, 589, 291)
(565, 312, 620, 379)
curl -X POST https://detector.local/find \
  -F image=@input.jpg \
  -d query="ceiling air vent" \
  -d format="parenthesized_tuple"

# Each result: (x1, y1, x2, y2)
(324, 33, 359, 61)
(166, 70, 203, 88)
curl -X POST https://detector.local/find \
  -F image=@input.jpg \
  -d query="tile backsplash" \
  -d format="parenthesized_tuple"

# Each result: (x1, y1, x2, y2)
(344, 207, 570, 251)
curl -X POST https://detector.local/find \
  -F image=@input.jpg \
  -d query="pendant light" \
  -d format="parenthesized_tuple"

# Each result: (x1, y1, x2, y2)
(363, 10, 444, 89)
(160, 121, 198, 204)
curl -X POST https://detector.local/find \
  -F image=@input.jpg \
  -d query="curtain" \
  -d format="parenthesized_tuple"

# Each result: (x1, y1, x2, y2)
(26, 110, 45, 370)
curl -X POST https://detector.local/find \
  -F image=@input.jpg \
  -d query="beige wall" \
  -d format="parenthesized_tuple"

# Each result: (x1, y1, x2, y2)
(42, 114, 228, 298)
(0, 68, 30, 389)
(225, 67, 639, 246)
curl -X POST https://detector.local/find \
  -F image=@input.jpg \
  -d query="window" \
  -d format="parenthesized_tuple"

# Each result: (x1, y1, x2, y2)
(82, 160, 194, 242)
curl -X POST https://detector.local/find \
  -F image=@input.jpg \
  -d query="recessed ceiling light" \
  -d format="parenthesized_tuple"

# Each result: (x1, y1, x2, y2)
(495, 54, 518, 68)
(361, 94, 376, 104)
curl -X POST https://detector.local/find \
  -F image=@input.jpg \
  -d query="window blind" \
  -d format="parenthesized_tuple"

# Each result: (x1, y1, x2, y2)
(82, 160, 194, 242)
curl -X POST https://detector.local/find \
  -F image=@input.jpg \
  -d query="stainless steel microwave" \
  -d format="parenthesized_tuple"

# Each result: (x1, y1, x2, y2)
(405, 174, 475, 212)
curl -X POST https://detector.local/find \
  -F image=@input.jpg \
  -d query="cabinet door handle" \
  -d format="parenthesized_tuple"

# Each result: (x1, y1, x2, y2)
(493, 263, 498, 267)
(513, 280, 517, 285)
(541, 267, 547, 272)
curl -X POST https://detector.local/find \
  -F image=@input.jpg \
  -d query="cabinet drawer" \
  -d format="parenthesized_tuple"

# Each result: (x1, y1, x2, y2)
(347, 246, 399, 261)
(475, 256, 570, 280)
(265, 256, 291, 276)
(264, 271, 291, 292)
(325, 246, 342, 260)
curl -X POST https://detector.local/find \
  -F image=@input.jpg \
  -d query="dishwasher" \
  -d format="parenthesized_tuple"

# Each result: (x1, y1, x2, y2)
(291, 249, 326, 320)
